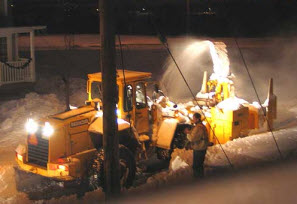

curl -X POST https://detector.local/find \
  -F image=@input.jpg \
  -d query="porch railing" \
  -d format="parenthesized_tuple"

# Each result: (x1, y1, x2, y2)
(0, 58, 33, 85)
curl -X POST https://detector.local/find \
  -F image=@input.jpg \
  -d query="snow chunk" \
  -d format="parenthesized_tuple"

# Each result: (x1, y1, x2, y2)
(217, 97, 248, 111)
(171, 156, 189, 171)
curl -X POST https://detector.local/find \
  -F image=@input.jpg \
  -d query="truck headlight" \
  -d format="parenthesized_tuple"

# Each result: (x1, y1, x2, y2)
(25, 118, 38, 134)
(42, 122, 54, 137)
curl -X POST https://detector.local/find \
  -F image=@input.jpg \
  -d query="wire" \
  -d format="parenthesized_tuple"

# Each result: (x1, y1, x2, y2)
(234, 38, 283, 160)
(117, 35, 133, 133)
(148, 14, 234, 169)
(118, 35, 127, 85)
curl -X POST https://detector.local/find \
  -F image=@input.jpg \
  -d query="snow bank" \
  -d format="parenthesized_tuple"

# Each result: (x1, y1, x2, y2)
(141, 126, 297, 189)
(0, 92, 65, 149)
(35, 76, 87, 107)
(289, 105, 297, 116)
(0, 166, 8, 194)
(0, 76, 87, 151)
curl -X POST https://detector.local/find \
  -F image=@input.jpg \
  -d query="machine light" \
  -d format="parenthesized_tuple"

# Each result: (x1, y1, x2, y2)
(42, 122, 54, 137)
(58, 164, 69, 171)
(16, 153, 23, 162)
(70, 105, 77, 110)
(25, 119, 38, 134)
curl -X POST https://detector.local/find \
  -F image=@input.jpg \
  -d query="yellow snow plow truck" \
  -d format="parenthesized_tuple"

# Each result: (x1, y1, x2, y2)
(15, 70, 276, 190)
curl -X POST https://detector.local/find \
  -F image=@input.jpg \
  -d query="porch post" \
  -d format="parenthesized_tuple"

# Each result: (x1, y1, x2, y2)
(7, 33, 17, 61)
(30, 31, 35, 82)
(7, 34, 12, 61)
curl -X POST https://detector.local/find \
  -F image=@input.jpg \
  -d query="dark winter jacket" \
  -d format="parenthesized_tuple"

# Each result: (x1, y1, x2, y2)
(188, 122, 209, 151)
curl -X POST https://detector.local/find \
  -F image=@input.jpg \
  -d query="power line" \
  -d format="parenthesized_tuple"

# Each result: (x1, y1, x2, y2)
(148, 14, 234, 169)
(234, 38, 283, 160)
(117, 34, 133, 133)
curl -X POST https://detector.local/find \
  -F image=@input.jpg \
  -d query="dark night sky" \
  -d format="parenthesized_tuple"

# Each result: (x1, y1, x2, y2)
(6, 0, 297, 36)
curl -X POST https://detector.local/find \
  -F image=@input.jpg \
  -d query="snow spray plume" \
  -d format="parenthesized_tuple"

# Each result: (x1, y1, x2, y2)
(160, 39, 231, 101)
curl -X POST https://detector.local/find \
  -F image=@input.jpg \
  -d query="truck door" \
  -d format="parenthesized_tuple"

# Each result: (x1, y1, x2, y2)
(134, 82, 149, 134)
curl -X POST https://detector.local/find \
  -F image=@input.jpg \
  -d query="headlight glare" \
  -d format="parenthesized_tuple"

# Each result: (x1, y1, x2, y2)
(25, 119, 38, 134)
(42, 122, 54, 137)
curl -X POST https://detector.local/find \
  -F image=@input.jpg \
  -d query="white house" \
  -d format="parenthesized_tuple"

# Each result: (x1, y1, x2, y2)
(1, 0, 46, 86)
(0, 26, 46, 86)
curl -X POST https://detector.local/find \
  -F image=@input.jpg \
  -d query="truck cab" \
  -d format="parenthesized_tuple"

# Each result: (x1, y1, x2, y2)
(87, 70, 152, 135)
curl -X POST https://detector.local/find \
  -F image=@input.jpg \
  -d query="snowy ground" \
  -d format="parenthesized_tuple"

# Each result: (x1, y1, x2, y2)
(0, 35, 297, 203)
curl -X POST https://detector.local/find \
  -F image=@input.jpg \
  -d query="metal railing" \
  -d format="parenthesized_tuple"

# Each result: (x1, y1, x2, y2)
(0, 58, 33, 85)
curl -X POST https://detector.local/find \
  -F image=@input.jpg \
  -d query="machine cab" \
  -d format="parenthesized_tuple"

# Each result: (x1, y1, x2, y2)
(87, 70, 152, 135)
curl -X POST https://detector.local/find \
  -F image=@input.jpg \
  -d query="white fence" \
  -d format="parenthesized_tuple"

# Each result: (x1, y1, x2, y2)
(0, 58, 33, 85)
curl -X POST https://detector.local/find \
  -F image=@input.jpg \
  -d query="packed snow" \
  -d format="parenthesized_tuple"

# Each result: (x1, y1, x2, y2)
(143, 126, 297, 188)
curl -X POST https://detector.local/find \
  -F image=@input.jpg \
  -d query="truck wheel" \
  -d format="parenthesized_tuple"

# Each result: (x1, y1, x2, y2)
(119, 145, 136, 188)
(87, 149, 105, 191)
(87, 145, 136, 190)
(156, 147, 173, 161)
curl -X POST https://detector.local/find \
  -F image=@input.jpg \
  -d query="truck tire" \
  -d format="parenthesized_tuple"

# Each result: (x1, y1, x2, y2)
(119, 145, 136, 188)
(87, 145, 136, 190)
(156, 147, 173, 161)
(87, 149, 105, 191)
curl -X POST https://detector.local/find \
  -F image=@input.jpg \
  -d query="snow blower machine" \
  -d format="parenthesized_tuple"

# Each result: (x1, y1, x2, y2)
(15, 69, 276, 193)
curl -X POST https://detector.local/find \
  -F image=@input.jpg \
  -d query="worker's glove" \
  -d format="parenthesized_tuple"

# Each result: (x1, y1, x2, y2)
(185, 141, 192, 150)
(208, 142, 214, 147)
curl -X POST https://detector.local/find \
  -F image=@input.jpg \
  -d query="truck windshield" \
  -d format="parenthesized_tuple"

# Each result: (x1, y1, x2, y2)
(91, 81, 102, 100)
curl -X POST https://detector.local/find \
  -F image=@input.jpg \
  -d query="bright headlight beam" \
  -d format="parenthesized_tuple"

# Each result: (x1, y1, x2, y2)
(25, 119, 38, 134)
(42, 122, 54, 137)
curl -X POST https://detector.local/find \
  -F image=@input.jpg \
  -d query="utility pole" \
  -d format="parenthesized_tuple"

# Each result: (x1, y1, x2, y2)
(186, 0, 190, 34)
(99, 0, 121, 200)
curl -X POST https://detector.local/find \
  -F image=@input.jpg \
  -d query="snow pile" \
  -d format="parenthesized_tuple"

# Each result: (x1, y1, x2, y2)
(0, 92, 65, 149)
(289, 105, 297, 116)
(35, 76, 87, 107)
(142, 126, 297, 189)
(170, 156, 189, 171)
(216, 97, 249, 111)
(0, 167, 8, 194)
(196, 92, 215, 99)
(68, 78, 88, 107)
(0, 76, 87, 150)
